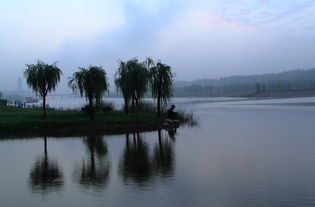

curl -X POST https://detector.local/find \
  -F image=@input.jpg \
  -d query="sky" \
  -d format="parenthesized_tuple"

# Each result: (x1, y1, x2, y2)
(1, 0, 315, 91)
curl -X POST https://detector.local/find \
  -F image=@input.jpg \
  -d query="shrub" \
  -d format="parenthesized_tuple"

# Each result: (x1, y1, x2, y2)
(100, 101, 116, 112)
(176, 110, 199, 127)
(81, 101, 116, 113)
(126, 100, 163, 113)
(81, 104, 96, 114)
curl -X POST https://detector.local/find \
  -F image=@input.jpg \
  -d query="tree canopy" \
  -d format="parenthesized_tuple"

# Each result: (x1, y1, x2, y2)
(149, 60, 173, 116)
(115, 58, 149, 113)
(68, 66, 109, 120)
(115, 60, 132, 113)
(24, 60, 62, 119)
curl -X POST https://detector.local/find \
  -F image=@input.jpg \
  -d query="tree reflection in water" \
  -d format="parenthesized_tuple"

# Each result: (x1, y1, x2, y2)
(152, 129, 175, 177)
(74, 135, 110, 190)
(167, 127, 177, 141)
(29, 137, 63, 195)
(120, 130, 176, 186)
(120, 133, 152, 185)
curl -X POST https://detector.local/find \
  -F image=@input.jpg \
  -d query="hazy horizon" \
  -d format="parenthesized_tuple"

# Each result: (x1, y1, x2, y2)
(1, 0, 315, 91)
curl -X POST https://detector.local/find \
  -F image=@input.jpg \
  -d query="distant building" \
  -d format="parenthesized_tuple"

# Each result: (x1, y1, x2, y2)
(25, 97, 38, 103)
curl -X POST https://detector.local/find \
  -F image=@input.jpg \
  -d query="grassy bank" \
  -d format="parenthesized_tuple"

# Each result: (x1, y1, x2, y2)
(0, 106, 165, 137)
(0, 105, 197, 137)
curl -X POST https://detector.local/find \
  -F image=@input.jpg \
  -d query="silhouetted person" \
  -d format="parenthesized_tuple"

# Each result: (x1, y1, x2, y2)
(167, 105, 178, 119)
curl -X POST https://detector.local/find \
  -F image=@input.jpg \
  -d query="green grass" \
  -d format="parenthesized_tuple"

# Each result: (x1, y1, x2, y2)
(0, 106, 164, 134)
(97, 111, 162, 124)
(0, 105, 197, 137)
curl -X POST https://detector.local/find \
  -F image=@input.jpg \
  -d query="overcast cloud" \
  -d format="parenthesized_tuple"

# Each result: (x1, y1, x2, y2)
(1, 0, 315, 91)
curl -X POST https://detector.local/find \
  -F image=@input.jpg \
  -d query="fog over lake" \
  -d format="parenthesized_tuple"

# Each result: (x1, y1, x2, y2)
(1, 0, 315, 91)
(1, 97, 315, 207)
(1, 0, 315, 206)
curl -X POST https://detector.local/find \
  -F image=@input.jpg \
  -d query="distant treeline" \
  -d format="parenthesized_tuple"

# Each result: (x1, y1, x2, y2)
(173, 69, 315, 97)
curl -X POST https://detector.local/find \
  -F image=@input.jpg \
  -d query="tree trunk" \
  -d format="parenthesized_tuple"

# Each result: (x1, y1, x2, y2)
(135, 96, 139, 114)
(157, 91, 161, 117)
(131, 96, 135, 113)
(88, 95, 94, 121)
(124, 101, 128, 114)
(96, 95, 100, 112)
(124, 97, 128, 114)
(43, 95, 47, 119)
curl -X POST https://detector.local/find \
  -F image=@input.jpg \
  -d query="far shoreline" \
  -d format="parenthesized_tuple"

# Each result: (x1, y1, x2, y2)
(246, 89, 315, 99)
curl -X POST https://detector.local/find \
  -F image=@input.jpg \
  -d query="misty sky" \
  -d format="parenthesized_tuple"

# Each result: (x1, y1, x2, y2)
(1, 0, 315, 91)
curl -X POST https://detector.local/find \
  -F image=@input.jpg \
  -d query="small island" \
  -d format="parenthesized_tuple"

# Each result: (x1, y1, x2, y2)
(0, 105, 195, 138)
(0, 58, 196, 138)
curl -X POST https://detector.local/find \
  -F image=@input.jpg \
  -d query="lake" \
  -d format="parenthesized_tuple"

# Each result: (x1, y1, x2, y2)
(1, 97, 315, 207)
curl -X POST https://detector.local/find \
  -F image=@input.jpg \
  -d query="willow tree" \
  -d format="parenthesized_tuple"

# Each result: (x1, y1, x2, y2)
(144, 57, 154, 71)
(24, 60, 62, 119)
(115, 61, 131, 114)
(68, 66, 109, 121)
(149, 61, 173, 116)
(128, 58, 149, 112)
(115, 58, 149, 113)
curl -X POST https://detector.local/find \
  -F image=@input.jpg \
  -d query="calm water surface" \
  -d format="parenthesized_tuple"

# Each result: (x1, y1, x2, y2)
(1, 97, 315, 207)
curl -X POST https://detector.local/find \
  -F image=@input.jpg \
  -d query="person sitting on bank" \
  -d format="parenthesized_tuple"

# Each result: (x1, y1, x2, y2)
(167, 105, 178, 118)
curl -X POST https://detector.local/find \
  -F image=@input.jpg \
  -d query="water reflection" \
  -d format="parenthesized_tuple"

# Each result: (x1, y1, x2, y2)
(120, 133, 152, 185)
(167, 127, 177, 141)
(73, 135, 110, 190)
(29, 137, 64, 194)
(26, 130, 177, 196)
(119, 130, 176, 186)
(2, 98, 315, 206)
(152, 130, 175, 178)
